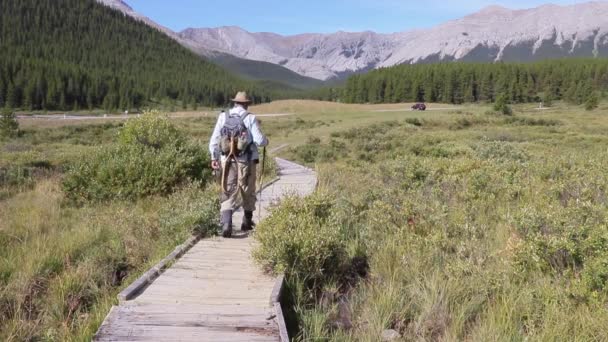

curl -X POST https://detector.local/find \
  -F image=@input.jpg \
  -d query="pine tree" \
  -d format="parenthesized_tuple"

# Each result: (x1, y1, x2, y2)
(6, 83, 18, 109)
(0, 0, 272, 111)
(342, 59, 608, 105)
(0, 106, 19, 139)
(494, 93, 513, 115)
(0, 79, 6, 108)
(542, 91, 553, 107)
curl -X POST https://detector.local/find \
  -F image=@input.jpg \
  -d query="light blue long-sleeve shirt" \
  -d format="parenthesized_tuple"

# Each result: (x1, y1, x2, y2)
(208, 105, 268, 161)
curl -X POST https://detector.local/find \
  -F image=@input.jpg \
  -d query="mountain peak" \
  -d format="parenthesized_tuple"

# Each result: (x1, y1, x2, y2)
(478, 4, 511, 13)
(97, 1, 608, 81)
(97, 0, 133, 12)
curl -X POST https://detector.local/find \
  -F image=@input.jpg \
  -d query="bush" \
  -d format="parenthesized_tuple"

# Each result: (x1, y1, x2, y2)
(405, 117, 423, 127)
(62, 112, 210, 203)
(585, 93, 599, 111)
(253, 193, 347, 281)
(450, 116, 489, 130)
(119, 110, 184, 148)
(493, 94, 513, 115)
(0, 107, 19, 139)
(474, 141, 529, 163)
(504, 116, 561, 127)
(160, 183, 220, 236)
(542, 92, 553, 107)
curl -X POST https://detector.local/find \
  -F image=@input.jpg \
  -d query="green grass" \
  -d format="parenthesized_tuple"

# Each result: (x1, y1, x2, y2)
(0, 114, 223, 340)
(0, 107, 301, 340)
(3, 100, 608, 340)
(253, 100, 608, 341)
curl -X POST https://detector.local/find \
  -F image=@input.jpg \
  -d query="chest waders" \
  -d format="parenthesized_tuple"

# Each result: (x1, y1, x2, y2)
(219, 129, 253, 237)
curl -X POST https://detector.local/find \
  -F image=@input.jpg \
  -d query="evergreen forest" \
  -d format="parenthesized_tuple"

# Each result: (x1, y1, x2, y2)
(0, 0, 270, 111)
(341, 59, 608, 104)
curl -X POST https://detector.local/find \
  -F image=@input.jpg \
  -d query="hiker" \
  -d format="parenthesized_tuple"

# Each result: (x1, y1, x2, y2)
(209, 91, 269, 238)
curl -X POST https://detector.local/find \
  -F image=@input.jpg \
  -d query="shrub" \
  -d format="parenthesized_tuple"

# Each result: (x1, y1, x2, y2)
(493, 94, 513, 115)
(118, 110, 184, 148)
(159, 183, 220, 237)
(585, 93, 599, 111)
(542, 92, 553, 107)
(253, 193, 347, 281)
(63, 143, 208, 203)
(504, 117, 561, 127)
(0, 107, 19, 139)
(62, 112, 210, 203)
(290, 144, 320, 164)
(449, 116, 488, 130)
(474, 141, 529, 163)
(405, 117, 423, 127)
(307, 136, 321, 145)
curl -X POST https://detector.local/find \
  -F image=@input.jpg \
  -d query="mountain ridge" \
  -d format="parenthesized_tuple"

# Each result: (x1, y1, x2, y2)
(97, 1, 608, 81)
(95, 0, 326, 89)
(178, 1, 608, 80)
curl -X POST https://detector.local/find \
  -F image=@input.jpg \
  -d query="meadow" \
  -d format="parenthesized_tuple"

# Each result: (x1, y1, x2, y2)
(253, 101, 608, 341)
(2, 100, 607, 341)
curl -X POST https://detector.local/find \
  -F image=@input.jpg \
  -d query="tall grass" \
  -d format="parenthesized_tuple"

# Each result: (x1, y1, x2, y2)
(0, 112, 219, 341)
(255, 105, 608, 340)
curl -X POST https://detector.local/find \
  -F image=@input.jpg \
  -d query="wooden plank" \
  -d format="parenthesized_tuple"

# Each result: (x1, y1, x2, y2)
(274, 302, 290, 342)
(118, 235, 201, 302)
(95, 325, 279, 342)
(149, 271, 273, 281)
(174, 257, 254, 263)
(132, 296, 270, 304)
(150, 274, 275, 283)
(147, 280, 276, 290)
(119, 303, 273, 315)
(269, 275, 290, 342)
(132, 299, 271, 306)
(137, 291, 274, 300)
(107, 312, 276, 329)
(269, 275, 284, 305)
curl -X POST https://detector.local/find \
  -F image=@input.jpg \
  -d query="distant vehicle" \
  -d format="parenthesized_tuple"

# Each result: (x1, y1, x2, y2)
(411, 103, 427, 111)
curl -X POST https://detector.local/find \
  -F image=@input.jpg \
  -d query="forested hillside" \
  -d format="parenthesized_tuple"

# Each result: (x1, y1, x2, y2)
(343, 59, 608, 104)
(0, 0, 269, 111)
(209, 53, 325, 89)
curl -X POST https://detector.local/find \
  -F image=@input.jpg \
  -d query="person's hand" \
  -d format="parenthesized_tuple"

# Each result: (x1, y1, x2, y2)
(211, 160, 220, 169)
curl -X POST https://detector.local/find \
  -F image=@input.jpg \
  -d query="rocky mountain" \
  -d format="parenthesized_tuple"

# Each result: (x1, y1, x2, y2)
(382, 2, 608, 66)
(179, 2, 608, 80)
(95, 0, 323, 89)
(98, 1, 608, 81)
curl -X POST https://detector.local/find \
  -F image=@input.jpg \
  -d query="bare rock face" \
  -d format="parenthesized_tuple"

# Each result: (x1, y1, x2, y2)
(178, 26, 398, 80)
(381, 2, 608, 67)
(97, 1, 608, 81)
(179, 2, 608, 80)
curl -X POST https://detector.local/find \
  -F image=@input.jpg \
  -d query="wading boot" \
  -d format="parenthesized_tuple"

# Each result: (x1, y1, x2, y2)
(221, 210, 233, 238)
(241, 210, 256, 232)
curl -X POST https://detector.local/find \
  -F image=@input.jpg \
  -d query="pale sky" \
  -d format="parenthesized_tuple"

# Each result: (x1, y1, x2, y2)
(126, 0, 599, 35)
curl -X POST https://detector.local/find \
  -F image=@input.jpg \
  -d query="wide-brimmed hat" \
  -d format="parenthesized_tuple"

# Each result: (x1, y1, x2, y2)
(231, 91, 251, 103)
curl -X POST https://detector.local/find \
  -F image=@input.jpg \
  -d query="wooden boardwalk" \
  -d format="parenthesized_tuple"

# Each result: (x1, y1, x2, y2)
(95, 158, 316, 342)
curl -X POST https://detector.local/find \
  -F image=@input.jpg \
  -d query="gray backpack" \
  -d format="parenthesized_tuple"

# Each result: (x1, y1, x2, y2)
(219, 111, 251, 156)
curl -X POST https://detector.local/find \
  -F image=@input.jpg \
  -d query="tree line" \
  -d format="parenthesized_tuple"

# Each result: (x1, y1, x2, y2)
(340, 59, 608, 104)
(0, 0, 271, 112)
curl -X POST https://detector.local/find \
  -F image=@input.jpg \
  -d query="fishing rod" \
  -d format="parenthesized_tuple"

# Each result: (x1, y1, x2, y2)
(258, 146, 266, 222)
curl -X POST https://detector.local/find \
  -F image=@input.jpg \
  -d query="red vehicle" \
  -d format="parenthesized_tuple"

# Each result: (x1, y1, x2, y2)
(411, 103, 427, 111)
